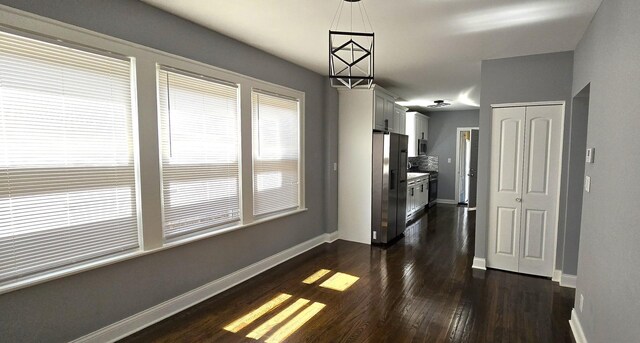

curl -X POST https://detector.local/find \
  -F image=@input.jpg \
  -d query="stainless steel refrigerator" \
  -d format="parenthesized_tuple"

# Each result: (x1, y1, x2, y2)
(372, 132, 408, 244)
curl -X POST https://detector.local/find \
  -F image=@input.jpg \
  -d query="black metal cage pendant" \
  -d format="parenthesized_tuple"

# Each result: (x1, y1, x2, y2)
(329, 0, 374, 89)
(329, 30, 374, 89)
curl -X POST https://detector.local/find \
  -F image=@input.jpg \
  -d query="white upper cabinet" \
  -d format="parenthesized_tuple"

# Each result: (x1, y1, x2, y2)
(372, 86, 403, 133)
(415, 114, 429, 140)
(406, 112, 429, 156)
(394, 105, 406, 134)
(384, 97, 395, 132)
(374, 93, 386, 131)
(338, 85, 405, 134)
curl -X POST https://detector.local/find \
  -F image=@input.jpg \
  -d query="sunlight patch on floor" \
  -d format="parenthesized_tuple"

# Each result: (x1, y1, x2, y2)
(302, 269, 331, 284)
(223, 293, 291, 333)
(246, 298, 311, 340)
(318, 272, 359, 291)
(264, 302, 326, 343)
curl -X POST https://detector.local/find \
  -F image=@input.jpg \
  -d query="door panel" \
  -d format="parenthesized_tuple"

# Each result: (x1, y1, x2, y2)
(488, 107, 525, 272)
(523, 209, 546, 259)
(496, 207, 518, 255)
(518, 105, 563, 277)
(498, 119, 522, 192)
(526, 118, 551, 194)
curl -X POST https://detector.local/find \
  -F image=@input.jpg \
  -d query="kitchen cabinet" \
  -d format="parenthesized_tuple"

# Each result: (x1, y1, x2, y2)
(406, 112, 429, 156)
(372, 86, 405, 134)
(415, 114, 428, 140)
(407, 181, 417, 214)
(406, 174, 429, 219)
(394, 105, 406, 134)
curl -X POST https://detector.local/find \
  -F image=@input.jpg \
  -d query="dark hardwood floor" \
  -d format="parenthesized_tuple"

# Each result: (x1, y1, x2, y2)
(122, 205, 575, 343)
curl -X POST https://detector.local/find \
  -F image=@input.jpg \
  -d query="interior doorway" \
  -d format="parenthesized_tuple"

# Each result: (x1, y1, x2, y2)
(455, 127, 479, 208)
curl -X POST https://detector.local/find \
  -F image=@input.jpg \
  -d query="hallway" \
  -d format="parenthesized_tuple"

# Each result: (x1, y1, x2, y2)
(123, 205, 575, 342)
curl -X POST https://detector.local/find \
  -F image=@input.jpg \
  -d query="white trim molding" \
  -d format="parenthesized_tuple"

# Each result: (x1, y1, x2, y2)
(491, 101, 566, 108)
(472, 257, 487, 270)
(436, 199, 457, 205)
(326, 230, 340, 243)
(560, 274, 577, 288)
(569, 309, 588, 343)
(454, 126, 479, 206)
(552, 269, 562, 282)
(72, 233, 338, 343)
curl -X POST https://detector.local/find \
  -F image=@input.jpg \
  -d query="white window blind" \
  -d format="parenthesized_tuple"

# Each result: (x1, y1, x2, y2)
(158, 67, 241, 239)
(0, 30, 138, 284)
(251, 90, 300, 217)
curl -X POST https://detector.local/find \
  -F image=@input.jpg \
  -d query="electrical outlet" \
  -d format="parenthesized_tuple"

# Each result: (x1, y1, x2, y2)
(585, 175, 591, 192)
(447, 158, 452, 163)
(333, 162, 337, 171)
(373, 231, 377, 240)
(580, 294, 584, 312)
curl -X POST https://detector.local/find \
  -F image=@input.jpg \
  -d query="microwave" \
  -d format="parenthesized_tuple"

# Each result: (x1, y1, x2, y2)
(418, 139, 428, 155)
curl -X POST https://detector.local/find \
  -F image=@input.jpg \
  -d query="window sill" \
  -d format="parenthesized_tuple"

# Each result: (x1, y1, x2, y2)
(0, 208, 308, 295)
(163, 208, 308, 249)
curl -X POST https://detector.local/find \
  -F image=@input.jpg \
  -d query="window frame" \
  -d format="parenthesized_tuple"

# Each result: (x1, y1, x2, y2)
(156, 64, 243, 241)
(0, 25, 142, 288)
(250, 88, 304, 219)
(0, 6, 306, 294)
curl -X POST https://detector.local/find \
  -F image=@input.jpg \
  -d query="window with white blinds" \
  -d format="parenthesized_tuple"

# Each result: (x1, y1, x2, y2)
(251, 90, 300, 217)
(158, 67, 241, 240)
(0, 30, 138, 284)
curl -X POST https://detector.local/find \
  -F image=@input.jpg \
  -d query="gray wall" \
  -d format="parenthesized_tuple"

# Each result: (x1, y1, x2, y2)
(561, 86, 590, 276)
(476, 51, 574, 271)
(570, 0, 640, 341)
(0, 1, 338, 342)
(426, 110, 479, 201)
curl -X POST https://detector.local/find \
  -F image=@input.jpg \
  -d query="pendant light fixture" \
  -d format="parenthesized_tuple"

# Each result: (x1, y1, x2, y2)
(329, 0, 374, 89)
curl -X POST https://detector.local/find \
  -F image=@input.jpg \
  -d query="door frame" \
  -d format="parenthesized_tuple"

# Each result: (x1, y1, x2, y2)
(455, 127, 479, 206)
(488, 101, 566, 277)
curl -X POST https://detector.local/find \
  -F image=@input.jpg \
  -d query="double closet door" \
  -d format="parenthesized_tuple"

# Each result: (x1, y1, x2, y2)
(488, 104, 563, 277)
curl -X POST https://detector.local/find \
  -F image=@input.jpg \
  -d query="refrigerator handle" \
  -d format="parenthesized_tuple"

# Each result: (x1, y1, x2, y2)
(390, 169, 396, 190)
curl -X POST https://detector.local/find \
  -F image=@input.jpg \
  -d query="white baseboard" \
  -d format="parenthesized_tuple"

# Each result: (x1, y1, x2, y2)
(560, 274, 577, 288)
(436, 199, 457, 204)
(326, 230, 339, 243)
(72, 232, 338, 343)
(569, 309, 588, 343)
(472, 257, 486, 270)
(552, 269, 562, 282)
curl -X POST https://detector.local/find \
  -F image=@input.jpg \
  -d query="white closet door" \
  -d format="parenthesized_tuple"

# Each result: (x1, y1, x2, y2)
(518, 105, 563, 277)
(488, 107, 526, 272)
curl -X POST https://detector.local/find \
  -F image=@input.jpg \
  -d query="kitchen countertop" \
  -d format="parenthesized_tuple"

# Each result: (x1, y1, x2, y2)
(407, 172, 430, 181)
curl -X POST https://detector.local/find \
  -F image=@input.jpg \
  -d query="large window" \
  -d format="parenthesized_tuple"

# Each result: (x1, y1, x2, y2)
(0, 30, 138, 285)
(252, 90, 301, 217)
(0, 10, 306, 292)
(158, 67, 241, 240)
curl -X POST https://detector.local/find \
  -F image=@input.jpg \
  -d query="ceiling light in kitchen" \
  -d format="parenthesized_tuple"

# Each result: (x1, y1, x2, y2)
(426, 100, 452, 108)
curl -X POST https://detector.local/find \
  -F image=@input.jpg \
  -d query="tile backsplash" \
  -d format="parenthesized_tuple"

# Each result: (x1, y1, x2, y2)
(408, 155, 438, 172)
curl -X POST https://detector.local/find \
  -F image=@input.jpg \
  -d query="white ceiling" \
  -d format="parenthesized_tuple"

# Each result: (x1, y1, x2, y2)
(142, 0, 601, 111)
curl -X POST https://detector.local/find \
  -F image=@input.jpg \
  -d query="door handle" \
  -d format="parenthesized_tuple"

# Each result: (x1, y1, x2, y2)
(515, 198, 522, 202)
(390, 170, 396, 191)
